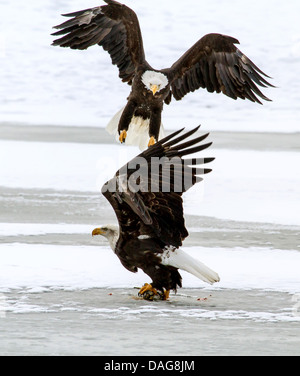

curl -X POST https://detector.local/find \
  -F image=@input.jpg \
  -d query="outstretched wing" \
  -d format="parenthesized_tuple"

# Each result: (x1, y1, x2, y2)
(51, 0, 147, 84)
(165, 33, 274, 104)
(102, 126, 214, 247)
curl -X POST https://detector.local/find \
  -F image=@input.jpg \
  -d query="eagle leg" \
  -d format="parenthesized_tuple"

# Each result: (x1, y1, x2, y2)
(138, 283, 158, 301)
(148, 136, 156, 147)
(163, 289, 170, 300)
(119, 129, 127, 143)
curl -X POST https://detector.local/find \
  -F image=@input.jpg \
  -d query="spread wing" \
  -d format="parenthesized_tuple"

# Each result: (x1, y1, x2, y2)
(102, 126, 214, 248)
(51, 0, 147, 84)
(165, 33, 274, 104)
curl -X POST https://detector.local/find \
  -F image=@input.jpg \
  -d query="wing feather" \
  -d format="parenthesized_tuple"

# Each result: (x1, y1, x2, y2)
(52, 0, 147, 84)
(167, 33, 274, 103)
(102, 127, 214, 247)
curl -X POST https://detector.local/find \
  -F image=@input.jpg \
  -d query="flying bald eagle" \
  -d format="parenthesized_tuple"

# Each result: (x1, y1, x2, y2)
(52, 0, 273, 149)
(92, 126, 219, 300)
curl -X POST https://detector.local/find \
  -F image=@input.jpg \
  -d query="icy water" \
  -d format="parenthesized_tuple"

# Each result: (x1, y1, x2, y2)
(0, 125, 299, 356)
(1, 289, 299, 356)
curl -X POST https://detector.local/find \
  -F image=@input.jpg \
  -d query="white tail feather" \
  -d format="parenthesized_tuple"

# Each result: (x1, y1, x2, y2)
(160, 247, 220, 285)
(106, 107, 165, 151)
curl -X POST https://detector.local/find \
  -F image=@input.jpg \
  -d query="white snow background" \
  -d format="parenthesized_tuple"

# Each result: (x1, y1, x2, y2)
(0, 0, 299, 299)
(0, 0, 299, 132)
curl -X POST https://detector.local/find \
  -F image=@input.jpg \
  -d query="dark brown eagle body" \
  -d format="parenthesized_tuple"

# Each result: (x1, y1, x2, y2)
(116, 236, 182, 292)
(94, 126, 220, 297)
(52, 0, 273, 149)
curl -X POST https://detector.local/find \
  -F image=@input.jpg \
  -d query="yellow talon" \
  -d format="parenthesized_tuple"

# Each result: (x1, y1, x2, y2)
(139, 283, 157, 295)
(148, 136, 155, 147)
(138, 284, 170, 301)
(119, 130, 127, 143)
(138, 283, 158, 300)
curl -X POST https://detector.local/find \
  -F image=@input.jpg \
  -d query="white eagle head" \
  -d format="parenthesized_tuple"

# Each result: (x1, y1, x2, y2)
(141, 70, 168, 95)
(92, 224, 119, 252)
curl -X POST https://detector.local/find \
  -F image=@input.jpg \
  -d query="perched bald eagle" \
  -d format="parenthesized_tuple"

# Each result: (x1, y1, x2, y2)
(52, 0, 273, 149)
(92, 126, 219, 300)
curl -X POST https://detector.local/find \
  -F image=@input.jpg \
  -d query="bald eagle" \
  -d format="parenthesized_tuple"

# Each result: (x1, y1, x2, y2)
(92, 126, 219, 300)
(52, 0, 273, 149)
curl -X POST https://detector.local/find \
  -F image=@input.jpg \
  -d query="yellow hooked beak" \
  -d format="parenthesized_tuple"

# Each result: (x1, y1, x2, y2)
(92, 228, 105, 236)
(150, 84, 158, 96)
